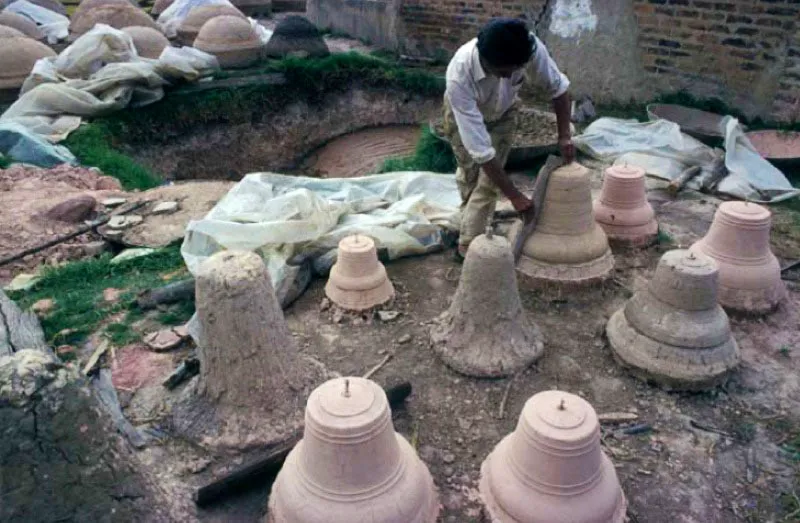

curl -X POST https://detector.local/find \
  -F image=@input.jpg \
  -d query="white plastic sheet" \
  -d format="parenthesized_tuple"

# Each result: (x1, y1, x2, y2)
(181, 171, 462, 304)
(0, 25, 218, 142)
(575, 117, 799, 203)
(4, 0, 68, 43)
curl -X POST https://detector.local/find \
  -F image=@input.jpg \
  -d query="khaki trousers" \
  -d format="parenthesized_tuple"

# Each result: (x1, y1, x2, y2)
(444, 101, 517, 248)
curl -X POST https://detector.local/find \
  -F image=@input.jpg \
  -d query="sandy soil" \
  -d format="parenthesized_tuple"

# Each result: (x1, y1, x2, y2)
(300, 125, 421, 178)
(102, 159, 800, 523)
(0, 164, 125, 284)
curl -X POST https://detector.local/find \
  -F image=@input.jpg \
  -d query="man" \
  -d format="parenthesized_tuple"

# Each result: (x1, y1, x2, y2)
(444, 17, 574, 260)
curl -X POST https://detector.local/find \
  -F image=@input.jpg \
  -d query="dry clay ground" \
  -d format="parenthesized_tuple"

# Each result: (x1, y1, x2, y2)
(115, 161, 800, 523)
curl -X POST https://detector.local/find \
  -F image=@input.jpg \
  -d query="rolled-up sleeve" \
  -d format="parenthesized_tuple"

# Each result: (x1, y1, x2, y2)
(529, 35, 570, 99)
(445, 80, 496, 164)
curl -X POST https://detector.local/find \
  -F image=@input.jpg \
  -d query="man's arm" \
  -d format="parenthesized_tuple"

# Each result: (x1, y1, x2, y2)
(552, 92, 575, 163)
(446, 82, 532, 211)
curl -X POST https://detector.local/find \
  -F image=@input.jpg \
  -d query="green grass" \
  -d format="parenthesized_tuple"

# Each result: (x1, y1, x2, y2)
(9, 246, 187, 346)
(0, 155, 10, 169)
(63, 124, 160, 191)
(156, 299, 196, 327)
(379, 125, 456, 174)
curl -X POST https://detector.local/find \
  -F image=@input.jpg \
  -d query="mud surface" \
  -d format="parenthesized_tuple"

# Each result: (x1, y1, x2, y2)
(105, 159, 800, 523)
(300, 125, 420, 178)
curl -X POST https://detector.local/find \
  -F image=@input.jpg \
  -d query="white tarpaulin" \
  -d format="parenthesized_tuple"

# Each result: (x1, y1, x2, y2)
(181, 171, 461, 305)
(157, 0, 272, 42)
(3, 0, 68, 43)
(575, 117, 799, 203)
(0, 25, 218, 142)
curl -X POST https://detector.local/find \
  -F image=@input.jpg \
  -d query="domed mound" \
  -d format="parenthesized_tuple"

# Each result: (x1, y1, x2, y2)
(0, 25, 25, 38)
(194, 15, 262, 69)
(73, 0, 137, 21)
(122, 26, 170, 59)
(176, 4, 245, 46)
(0, 0, 67, 15)
(0, 11, 41, 40)
(70, 4, 158, 38)
(263, 15, 329, 59)
(0, 36, 56, 91)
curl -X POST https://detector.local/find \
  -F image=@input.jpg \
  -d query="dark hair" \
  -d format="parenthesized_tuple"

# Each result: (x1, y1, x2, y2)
(477, 18, 535, 68)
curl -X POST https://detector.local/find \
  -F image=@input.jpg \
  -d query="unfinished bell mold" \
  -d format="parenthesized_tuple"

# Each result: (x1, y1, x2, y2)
(176, 4, 245, 45)
(689, 201, 785, 314)
(268, 377, 439, 523)
(430, 230, 544, 378)
(517, 162, 614, 286)
(593, 164, 658, 247)
(122, 26, 170, 59)
(70, 4, 158, 37)
(0, 36, 56, 92)
(193, 15, 262, 69)
(0, 11, 41, 40)
(480, 390, 627, 523)
(325, 234, 394, 311)
(0, 25, 25, 38)
(607, 249, 740, 390)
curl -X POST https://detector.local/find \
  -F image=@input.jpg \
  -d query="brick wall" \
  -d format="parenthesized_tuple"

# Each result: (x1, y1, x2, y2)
(394, 0, 798, 121)
(399, 0, 548, 55)
(632, 0, 799, 121)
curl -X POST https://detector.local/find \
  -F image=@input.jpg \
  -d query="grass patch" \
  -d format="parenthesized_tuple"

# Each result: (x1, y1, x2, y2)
(63, 123, 160, 190)
(379, 125, 456, 174)
(9, 246, 187, 346)
(156, 300, 196, 327)
(0, 155, 11, 169)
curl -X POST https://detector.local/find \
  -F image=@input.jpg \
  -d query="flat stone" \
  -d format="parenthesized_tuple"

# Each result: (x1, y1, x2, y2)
(397, 334, 412, 344)
(151, 201, 178, 215)
(110, 248, 156, 265)
(172, 325, 191, 340)
(102, 198, 127, 208)
(378, 310, 400, 322)
(108, 215, 143, 230)
(31, 299, 54, 314)
(82, 241, 109, 257)
(4, 273, 40, 292)
(144, 329, 185, 352)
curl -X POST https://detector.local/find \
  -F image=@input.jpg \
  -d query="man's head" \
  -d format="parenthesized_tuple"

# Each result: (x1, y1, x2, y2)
(477, 18, 535, 78)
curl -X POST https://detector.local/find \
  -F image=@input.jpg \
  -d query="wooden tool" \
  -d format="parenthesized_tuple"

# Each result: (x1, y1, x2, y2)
(512, 156, 562, 263)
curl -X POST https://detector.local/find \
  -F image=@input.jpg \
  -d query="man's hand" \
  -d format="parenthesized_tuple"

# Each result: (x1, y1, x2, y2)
(559, 136, 576, 164)
(510, 195, 533, 213)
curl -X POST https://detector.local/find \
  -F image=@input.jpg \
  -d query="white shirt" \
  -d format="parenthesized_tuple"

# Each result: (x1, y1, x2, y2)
(445, 35, 570, 164)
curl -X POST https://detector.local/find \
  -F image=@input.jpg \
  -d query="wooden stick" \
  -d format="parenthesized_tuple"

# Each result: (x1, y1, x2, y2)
(497, 374, 516, 419)
(362, 353, 394, 380)
(0, 200, 149, 268)
(194, 382, 413, 507)
(667, 165, 702, 197)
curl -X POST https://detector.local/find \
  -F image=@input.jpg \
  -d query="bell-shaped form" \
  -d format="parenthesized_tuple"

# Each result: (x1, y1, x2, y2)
(325, 235, 395, 311)
(690, 201, 785, 314)
(122, 26, 170, 59)
(176, 4, 245, 45)
(593, 164, 658, 247)
(431, 231, 544, 378)
(73, 0, 136, 20)
(70, 4, 158, 37)
(0, 11, 41, 40)
(264, 15, 330, 59)
(0, 25, 25, 38)
(0, 36, 55, 91)
(480, 390, 627, 523)
(607, 249, 740, 390)
(268, 377, 439, 523)
(193, 15, 262, 69)
(518, 162, 614, 285)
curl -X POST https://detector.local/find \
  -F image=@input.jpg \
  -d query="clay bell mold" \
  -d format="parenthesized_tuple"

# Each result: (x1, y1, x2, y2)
(607, 249, 740, 391)
(0, 36, 56, 91)
(593, 164, 658, 247)
(517, 162, 614, 286)
(122, 26, 170, 60)
(176, 4, 245, 45)
(0, 11, 41, 40)
(430, 230, 544, 378)
(70, 4, 158, 38)
(480, 390, 626, 523)
(325, 234, 394, 311)
(192, 15, 262, 69)
(690, 201, 785, 314)
(268, 377, 439, 523)
(0, 25, 25, 38)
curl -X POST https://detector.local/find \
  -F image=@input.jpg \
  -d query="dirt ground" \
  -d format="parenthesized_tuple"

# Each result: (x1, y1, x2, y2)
(0, 164, 125, 284)
(102, 159, 800, 523)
